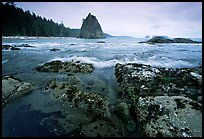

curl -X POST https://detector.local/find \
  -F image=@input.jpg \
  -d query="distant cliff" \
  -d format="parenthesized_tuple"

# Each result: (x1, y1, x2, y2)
(80, 13, 105, 39)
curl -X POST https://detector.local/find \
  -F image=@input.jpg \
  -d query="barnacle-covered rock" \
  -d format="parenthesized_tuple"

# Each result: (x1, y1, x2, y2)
(115, 63, 202, 102)
(135, 96, 202, 137)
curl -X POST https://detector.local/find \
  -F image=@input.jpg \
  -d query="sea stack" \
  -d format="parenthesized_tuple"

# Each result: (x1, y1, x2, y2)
(80, 13, 105, 39)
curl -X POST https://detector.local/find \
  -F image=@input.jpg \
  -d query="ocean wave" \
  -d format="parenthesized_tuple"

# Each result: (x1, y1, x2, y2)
(50, 55, 197, 69)
(50, 56, 120, 68)
(144, 55, 195, 68)
(31, 43, 63, 47)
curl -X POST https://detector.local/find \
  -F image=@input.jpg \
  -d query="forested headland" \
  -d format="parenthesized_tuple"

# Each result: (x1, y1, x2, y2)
(2, 2, 80, 37)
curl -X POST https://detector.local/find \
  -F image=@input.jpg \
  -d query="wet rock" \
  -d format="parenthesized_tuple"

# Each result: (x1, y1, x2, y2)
(35, 60, 95, 74)
(15, 44, 35, 47)
(190, 72, 202, 86)
(2, 76, 34, 106)
(50, 48, 60, 51)
(2, 45, 21, 50)
(36, 60, 63, 72)
(135, 96, 202, 137)
(97, 41, 105, 43)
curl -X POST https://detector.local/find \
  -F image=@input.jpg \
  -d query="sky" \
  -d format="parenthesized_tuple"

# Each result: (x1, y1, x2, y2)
(15, 2, 202, 38)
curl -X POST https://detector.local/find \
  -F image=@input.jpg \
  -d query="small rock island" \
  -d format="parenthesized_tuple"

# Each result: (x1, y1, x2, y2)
(80, 13, 105, 39)
(139, 36, 201, 44)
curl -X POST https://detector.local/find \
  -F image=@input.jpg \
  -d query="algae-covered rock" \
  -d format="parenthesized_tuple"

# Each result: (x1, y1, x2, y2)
(2, 76, 34, 106)
(35, 60, 95, 74)
(43, 79, 128, 137)
(135, 96, 202, 137)
(44, 80, 111, 118)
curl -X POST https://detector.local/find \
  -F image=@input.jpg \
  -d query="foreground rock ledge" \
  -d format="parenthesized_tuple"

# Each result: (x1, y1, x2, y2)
(2, 76, 34, 106)
(136, 96, 202, 137)
(43, 80, 127, 136)
(115, 63, 202, 137)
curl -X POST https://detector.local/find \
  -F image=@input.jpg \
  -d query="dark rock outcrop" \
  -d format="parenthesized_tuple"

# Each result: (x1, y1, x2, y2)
(2, 45, 21, 50)
(49, 48, 60, 51)
(15, 44, 35, 47)
(139, 36, 201, 44)
(172, 38, 200, 43)
(80, 13, 105, 39)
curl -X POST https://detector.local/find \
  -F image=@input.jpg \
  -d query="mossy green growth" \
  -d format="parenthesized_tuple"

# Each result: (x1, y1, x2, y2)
(127, 120, 136, 132)
(158, 77, 175, 83)
(127, 87, 136, 97)
(130, 94, 139, 103)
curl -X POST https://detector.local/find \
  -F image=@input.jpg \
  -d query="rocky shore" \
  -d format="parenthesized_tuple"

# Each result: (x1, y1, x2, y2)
(2, 59, 202, 137)
(115, 63, 202, 137)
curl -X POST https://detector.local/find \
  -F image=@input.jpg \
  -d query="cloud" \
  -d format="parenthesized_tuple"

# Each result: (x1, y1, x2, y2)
(15, 2, 202, 38)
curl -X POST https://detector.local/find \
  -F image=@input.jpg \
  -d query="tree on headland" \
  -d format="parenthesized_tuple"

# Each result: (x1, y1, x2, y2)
(1, 2, 75, 37)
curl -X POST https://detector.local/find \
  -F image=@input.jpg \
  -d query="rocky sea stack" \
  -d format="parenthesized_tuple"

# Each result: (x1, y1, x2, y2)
(80, 13, 105, 39)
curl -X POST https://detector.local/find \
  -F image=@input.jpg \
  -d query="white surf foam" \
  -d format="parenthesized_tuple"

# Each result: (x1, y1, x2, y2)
(51, 56, 120, 68)
(2, 59, 8, 64)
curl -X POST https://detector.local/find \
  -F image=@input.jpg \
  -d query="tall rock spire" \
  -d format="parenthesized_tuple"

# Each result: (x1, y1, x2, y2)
(80, 13, 105, 39)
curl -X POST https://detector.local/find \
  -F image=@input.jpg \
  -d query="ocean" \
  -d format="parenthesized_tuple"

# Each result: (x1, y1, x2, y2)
(2, 36, 202, 136)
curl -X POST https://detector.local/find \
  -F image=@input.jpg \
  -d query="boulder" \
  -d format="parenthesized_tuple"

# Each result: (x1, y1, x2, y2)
(2, 76, 33, 106)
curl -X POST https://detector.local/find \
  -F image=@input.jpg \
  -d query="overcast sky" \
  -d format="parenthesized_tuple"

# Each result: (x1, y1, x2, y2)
(15, 2, 202, 38)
